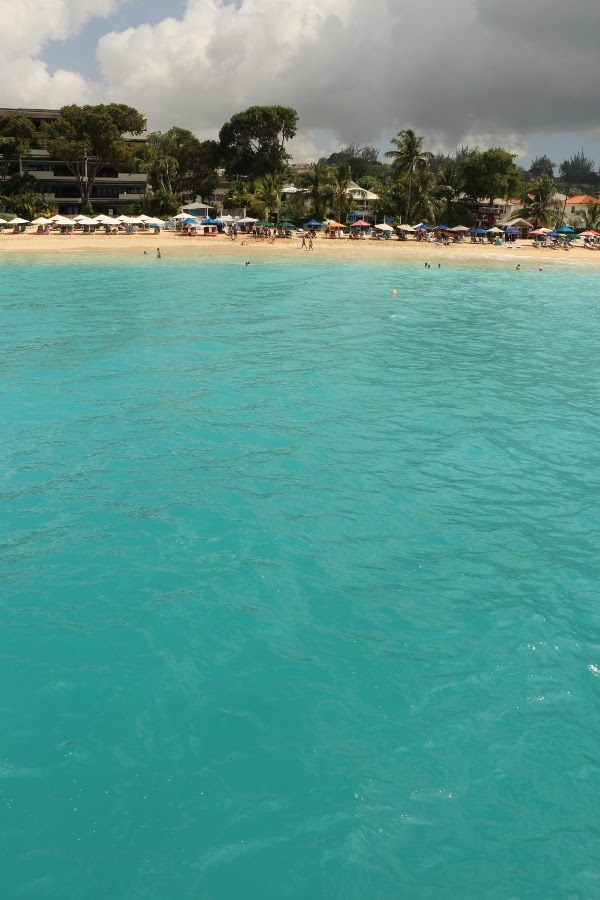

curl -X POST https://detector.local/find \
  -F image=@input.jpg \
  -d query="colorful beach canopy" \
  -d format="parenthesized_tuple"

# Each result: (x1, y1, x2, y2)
(350, 220, 370, 227)
(305, 219, 321, 227)
(415, 224, 432, 231)
(278, 221, 295, 228)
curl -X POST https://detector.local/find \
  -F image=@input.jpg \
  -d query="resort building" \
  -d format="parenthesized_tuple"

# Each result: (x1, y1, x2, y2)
(563, 195, 600, 226)
(0, 107, 149, 216)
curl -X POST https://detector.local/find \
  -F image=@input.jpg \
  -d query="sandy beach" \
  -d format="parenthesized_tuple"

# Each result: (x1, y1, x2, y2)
(1, 230, 599, 268)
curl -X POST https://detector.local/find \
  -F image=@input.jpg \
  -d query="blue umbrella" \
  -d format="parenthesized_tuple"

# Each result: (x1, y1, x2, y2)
(202, 218, 219, 225)
(557, 225, 575, 234)
(471, 227, 487, 235)
(505, 228, 519, 234)
(547, 231, 560, 238)
(347, 212, 363, 219)
(305, 219, 321, 227)
(183, 217, 200, 225)
(415, 224, 432, 231)
(435, 224, 449, 230)
(384, 216, 395, 223)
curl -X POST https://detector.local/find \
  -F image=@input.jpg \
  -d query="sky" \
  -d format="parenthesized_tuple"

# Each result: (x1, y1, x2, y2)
(1, 0, 599, 171)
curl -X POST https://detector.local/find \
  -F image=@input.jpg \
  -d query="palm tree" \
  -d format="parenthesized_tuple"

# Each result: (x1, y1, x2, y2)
(329, 163, 361, 222)
(583, 203, 600, 231)
(385, 129, 433, 223)
(435, 162, 468, 225)
(299, 162, 333, 221)
(516, 175, 560, 227)
(14, 191, 52, 220)
(410, 165, 440, 224)
(254, 172, 286, 220)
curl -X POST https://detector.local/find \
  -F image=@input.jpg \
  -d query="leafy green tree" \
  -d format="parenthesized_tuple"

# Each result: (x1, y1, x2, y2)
(299, 162, 333, 221)
(326, 145, 379, 181)
(14, 191, 52, 220)
(0, 115, 37, 182)
(528, 154, 555, 180)
(127, 189, 180, 218)
(371, 179, 406, 220)
(0, 172, 41, 196)
(385, 129, 433, 222)
(219, 105, 297, 178)
(559, 150, 597, 185)
(461, 147, 522, 205)
(41, 104, 145, 206)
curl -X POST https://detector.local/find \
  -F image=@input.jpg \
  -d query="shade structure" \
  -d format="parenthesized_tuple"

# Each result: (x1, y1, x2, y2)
(557, 225, 575, 234)
(202, 218, 220, 225)
(94, 214, 115, 224)
(324, 220, 345, 229)
(237, 217, 258, 224)
(398, 224, 416, 232)
(471, 227, 487, 235)
(145, 218, 165, 226)
(435, 224, 449, 230)
(415, 224, 432, 231)
(304, 219, 321, 227)
(449, 225, 470, 232)
(53, 216, 75, 226)
(216, 215, 235, 223)
(9, 216, 30, 224)
(172, 213, 190, 220)
(255, 220, 271, 227)
(277, 220, 296, 228)
(350, 220, 370, 227)
(375, 223, 394, 231)
(530, 229, 548, 237)
(347, 211, 363, 218)
(31, 216, 51, 225)
(77, 216, 97, 225)
(182, 217, 200, 225)
(487, 226, 503, 234)
(580, 230, 600, 237)
(505, 228, 519, 234)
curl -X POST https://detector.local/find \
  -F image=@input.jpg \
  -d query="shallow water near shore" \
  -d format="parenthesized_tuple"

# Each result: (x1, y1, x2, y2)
(2, 257, 600, 898)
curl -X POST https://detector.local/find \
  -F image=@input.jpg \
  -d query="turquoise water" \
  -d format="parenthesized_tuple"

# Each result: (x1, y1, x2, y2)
(2, 253, 600, 898)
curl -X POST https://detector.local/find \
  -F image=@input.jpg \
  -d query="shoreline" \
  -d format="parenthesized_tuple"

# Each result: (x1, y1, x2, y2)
(1, 231, 599, 269)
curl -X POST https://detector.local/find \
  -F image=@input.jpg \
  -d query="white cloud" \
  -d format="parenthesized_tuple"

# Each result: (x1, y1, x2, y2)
(0, 0, 118, 107)
(2, 0, 600, 162)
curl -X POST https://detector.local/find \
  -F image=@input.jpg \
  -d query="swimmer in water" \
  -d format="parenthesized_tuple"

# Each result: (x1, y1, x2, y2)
(391, 289, 398, 296)
(156, 248, 161, 259)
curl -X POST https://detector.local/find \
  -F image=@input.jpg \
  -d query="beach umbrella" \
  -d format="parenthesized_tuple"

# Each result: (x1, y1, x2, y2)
(304, 219, 321, 227)
(487, 226, 503, 233)
(435, 224, 449, 230)
(9, 216, 30, 224)
(277, 220, 296, 228)
(398, 224, 416, 232)
(237, 217, 258, 224)
(216, 215, 235, 223)
(415, 224, 432, 231)
(471, 227, 487, 235)
(93, 214, 114, 224)
(350, 219, 370, 227)
(557, 225, 575, 234)
(347, 211, 363, 219)
(201, 218, 220, 225)
(172, 213, 190, 220)
(145, 217, 165, 226)
(375, 223, 394, 231)
(30, 216, 51, 225)
(449, 225, 470, 232)
(505, 227, 519, 234)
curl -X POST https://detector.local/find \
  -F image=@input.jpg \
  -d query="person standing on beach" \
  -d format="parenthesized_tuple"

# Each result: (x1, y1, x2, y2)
(157, 248, 161, 258)
(308, 235, 314, 251)
(301, 233, 307, 250)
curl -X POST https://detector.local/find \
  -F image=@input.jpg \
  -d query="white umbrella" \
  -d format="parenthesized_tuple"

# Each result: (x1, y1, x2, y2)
(135, 214, 155, 222)
(31, 216, 51, 225)
(398, 224, 416, 232)
(172, 212, 190, 220)
(217, 215, 235, 223)
(375, 223, 394, 231)
(93, 214, 115, 224)
(237, 216, 258, 224)
(48, 214, 66, 222)
(449, 225, 470, 232)
(9, 216, 30, 224)
(145, 218, 165, 226)
(53, 216, 75, 226)
(487, 226, 503, 234)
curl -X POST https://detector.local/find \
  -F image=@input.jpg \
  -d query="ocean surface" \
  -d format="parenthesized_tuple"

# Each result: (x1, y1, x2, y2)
(1, 252, 600, 899)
